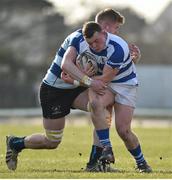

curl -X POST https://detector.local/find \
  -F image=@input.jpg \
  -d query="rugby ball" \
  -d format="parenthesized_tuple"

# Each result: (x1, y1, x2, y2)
(76, 52, 98, 75)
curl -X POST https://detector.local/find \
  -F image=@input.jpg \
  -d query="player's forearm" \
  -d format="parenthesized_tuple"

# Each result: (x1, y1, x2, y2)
(62, 60, 85, 82)
(94, 74, 111, 83)
(128, 43, 141, 64)
(94, 65, 118, 83)
(61, 71, 84, 87)
(132, 55, 141, 64)
(61, 47, 86, 82)
(61, 58, 94, 87)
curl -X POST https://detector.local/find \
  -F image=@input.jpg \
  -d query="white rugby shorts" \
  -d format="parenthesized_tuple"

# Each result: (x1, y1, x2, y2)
(109, 83, 138, 108)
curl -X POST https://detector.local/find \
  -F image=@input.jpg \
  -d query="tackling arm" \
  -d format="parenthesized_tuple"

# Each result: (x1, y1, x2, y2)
(61, 46, 85, 82)
(128, 43, 141, 64)
(94, 65, 119, 83)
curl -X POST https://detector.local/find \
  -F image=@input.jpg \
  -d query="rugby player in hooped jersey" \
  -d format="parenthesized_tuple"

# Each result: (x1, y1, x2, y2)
(5, 10, 114, 172)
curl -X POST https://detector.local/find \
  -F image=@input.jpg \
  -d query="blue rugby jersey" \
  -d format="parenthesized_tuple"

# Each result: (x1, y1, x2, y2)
(43, 30, 138, 89)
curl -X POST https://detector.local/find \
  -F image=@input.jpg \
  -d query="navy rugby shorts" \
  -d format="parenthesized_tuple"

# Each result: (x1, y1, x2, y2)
(39, 82, 87, 119)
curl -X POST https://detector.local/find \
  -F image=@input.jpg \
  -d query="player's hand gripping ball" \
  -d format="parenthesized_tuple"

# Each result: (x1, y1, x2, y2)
(76, 52, 98, 77)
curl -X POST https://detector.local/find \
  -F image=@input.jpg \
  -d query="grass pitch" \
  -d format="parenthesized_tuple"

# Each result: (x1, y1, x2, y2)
(0, 116, 172, 178)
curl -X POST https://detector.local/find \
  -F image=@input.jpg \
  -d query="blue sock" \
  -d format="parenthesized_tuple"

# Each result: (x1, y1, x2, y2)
(128, 144, 146, 165)
(9, 136, 25, 152)
(96, 128, 111, 147)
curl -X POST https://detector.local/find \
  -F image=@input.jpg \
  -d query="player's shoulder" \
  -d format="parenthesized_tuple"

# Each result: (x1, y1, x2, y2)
(67, 29, 83, 40)
(107, 33, 128, 49)
(62, 29, 83, 48)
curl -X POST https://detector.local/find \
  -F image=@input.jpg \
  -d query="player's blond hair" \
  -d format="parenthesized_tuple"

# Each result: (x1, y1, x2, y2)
(95, 8, 125, 25)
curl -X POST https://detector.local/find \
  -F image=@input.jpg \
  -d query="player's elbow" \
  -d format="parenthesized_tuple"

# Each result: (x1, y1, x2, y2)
(61, 60, 70, 72)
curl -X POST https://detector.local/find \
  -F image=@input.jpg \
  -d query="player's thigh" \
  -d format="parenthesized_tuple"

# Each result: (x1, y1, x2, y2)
(40, 83, 80, 142)
(40, 83, 75, 131)
(72, 89, 89, 111)
(43, 117, 65, 130)
(100, 89, 115, 107)
(40, 82, 86, 117)
(89, 88, 115, 107)
(113, 84, 137, 129)
(114, 102, 134, 130)
(73, 88, 114, 111)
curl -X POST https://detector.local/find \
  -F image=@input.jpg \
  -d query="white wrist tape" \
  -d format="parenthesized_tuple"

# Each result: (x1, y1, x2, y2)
(73, 80, 80, 86)
(81, 75, 93, 87)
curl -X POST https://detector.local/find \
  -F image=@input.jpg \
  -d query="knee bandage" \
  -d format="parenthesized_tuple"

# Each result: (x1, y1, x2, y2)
(87, 102, 92, 112)
(45, 129, 64, 142)
(105, 108, 112, 128)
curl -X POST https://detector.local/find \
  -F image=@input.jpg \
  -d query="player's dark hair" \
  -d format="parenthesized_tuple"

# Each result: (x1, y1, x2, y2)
(82, 21, 102, 39)
(95, 8, 125, 24)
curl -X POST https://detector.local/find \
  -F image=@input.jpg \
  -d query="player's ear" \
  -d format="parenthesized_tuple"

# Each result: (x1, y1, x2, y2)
(102, 30, 107, 36)
(105, 25, 110, 31)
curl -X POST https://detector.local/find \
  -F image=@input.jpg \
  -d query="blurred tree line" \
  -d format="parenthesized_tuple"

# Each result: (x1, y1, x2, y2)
(0, 0, 171, 108)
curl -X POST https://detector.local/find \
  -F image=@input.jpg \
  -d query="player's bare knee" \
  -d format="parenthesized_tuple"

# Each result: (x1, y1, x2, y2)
(45, 129, 63, 149)
(89, 98, 103, 112)
(117, 127, 130, 142)
(89, 101, 97, 111)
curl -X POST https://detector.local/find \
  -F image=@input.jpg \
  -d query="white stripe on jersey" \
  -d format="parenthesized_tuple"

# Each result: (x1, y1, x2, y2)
(111, 63, 133, 80)
(106, 33, 129, 65)
(61, 30, 82, 50)
(54, 54, 62, 66)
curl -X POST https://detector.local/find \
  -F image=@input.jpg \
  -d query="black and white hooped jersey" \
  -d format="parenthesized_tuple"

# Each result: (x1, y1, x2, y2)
(43, 30, 138, 89)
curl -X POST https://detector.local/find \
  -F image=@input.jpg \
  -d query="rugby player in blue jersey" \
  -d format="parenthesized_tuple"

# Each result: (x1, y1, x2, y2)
(61, 19, 151, 173)
(83, 9, 141, 172)
(81, 21, 151, 173)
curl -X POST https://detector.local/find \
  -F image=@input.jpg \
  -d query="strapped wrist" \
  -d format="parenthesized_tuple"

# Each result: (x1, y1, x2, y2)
(81, 75, 93, 87)
(73, 80, 80, 86)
